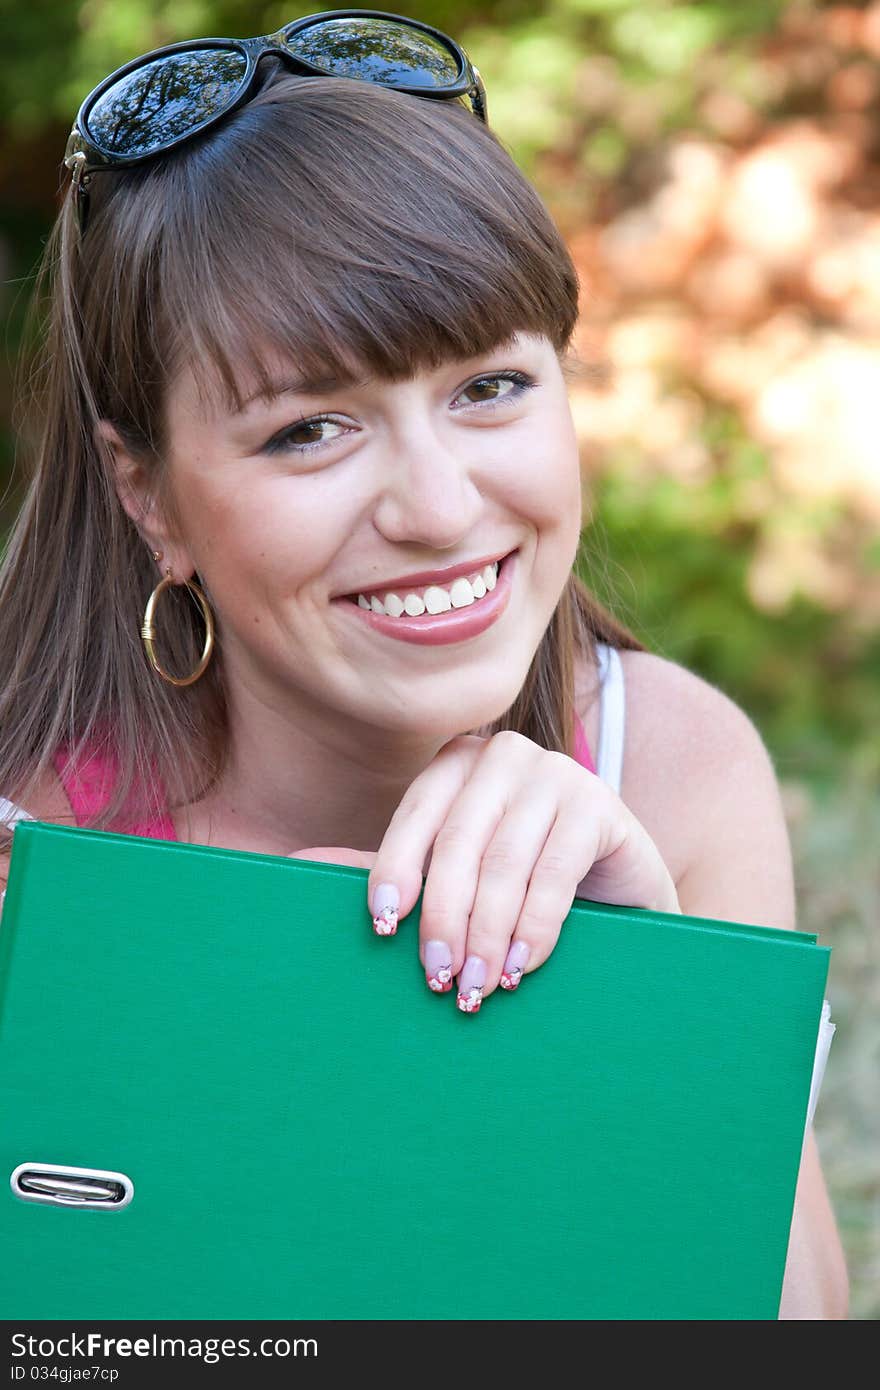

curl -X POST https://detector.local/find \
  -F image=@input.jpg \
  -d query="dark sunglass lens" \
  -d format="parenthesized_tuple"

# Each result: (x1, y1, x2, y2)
(285, 17, 460, 90)
(86, 49, 248, 157)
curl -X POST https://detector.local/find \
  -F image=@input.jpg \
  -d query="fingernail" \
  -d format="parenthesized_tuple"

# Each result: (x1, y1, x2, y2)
(424, 940, 454, 993)
(500, 940, 530, 991)
(457, 955, 486, 1014)
(371, 882, 399, 936)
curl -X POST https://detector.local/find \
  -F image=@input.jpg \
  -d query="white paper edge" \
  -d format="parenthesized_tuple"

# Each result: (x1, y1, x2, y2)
(805, 1000, 835, 1134)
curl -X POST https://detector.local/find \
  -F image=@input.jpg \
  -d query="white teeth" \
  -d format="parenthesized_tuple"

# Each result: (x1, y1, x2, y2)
(424, 586, 452, 615)
(355, 560, 501, 617)
(449, 577, 475, 608)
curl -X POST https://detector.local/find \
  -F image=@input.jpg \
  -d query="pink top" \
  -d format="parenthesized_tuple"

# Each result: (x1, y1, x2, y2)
(53, 747, 176, 841)
(572, 713, 596, 776)
(54, 716, 596, 841)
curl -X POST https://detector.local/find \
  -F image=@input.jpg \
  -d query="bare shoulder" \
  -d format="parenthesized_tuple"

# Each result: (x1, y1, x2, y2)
(616, 648, 774, 799)
(0, 766, 75, 893)
(583, 648, 795, 929)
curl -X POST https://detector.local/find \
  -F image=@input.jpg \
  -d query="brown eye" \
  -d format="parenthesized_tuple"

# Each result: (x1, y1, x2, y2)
(460, 376, 514, 404)
(264, 417, 346, 455)
(289, 421, 328, 446)
(453, 371, 536, 410)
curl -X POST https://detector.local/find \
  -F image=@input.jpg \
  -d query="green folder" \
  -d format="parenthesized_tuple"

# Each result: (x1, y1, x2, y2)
(0, 820, 829, 1320)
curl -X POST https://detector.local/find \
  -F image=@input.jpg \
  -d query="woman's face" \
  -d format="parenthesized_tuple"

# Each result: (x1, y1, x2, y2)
(159, 331, 583, 741)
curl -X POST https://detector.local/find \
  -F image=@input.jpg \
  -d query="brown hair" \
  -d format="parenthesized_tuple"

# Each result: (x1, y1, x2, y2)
(1, 70, 644, 835)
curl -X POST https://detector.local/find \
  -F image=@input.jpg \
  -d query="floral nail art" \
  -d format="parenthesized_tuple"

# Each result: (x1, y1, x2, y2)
(456, 956, 487, 1013)
(499, 941, 530, 991)
(456, 985, 483, 1013)
(371, 883, 399, 936)
(372, 905, 398, 936)
(425, 940, 453, 992)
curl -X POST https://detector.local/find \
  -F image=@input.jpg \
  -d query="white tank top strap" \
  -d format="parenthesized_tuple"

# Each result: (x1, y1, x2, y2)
(0, 797, 34, 828)
(593, 642, 625, 797)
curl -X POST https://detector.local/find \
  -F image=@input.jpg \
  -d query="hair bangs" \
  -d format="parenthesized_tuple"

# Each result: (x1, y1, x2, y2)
(156, 75, 579, 415)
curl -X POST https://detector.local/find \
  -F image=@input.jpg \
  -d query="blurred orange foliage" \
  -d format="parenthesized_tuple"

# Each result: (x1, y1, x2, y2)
(556, 3, 880, 620)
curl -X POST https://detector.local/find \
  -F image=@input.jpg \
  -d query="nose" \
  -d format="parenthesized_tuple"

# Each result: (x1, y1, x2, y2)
(370, 420, 483, 549)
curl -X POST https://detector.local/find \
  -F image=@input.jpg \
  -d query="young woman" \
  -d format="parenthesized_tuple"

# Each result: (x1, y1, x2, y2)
(0, 11, 847, 1316)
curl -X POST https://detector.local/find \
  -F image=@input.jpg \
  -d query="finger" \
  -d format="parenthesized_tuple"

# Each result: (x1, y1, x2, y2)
(366, 735, 486, 942)
(416, 732, 555, 1007)
(506, 778, 669, 986)
(439, 781, 562, 1009)
(461, 763, 626, 1003)
(505, 805, 605, 982)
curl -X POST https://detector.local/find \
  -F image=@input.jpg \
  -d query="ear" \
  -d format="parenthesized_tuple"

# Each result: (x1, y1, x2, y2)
(97, 421, 196, 580)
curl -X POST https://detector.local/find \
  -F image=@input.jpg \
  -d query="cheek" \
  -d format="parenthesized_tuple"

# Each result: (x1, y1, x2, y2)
(504, 411, 582, 534)
(176, 475, 339, 589)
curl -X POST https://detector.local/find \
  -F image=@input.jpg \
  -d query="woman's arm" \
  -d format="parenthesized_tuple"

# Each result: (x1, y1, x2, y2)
(673, 682, 849, 1319)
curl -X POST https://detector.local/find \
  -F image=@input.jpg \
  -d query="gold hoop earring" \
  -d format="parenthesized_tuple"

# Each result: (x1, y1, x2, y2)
(141, 573, 215, 687)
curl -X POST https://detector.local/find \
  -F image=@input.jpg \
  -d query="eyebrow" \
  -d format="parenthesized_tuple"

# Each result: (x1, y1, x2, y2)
(234, 373, 365, 414)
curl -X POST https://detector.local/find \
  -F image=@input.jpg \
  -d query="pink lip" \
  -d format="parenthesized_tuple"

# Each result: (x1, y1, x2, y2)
(337, 552, 517, 646)
(338, 551, 511, 599)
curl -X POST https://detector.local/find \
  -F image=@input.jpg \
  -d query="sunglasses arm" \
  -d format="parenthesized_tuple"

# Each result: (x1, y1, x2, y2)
(63, 132, 95, 240)
(470, 66, 488, 124)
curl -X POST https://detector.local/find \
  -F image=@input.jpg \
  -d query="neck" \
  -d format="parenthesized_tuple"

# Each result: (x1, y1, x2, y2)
(176, 674, 471, 856)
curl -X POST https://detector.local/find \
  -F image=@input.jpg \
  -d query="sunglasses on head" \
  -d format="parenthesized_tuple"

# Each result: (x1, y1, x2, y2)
(63, 8, 487, 238)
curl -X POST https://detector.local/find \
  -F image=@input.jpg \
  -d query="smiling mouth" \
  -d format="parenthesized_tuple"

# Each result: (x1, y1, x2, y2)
(348, 562, 500, 618)
(341, 552, 515, 619)
(334, 551, 518, 646)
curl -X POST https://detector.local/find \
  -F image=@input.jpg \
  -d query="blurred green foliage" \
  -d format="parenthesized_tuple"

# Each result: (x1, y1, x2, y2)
(463, 0, 785, 173)
(583, 466, 880, 783)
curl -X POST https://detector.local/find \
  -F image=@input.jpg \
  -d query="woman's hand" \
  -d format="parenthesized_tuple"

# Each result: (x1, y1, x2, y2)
(291, 732, 680, 1013)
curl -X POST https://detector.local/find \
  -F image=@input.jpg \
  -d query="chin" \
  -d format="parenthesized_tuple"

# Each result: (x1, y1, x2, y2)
(419, 683, 528, 742)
